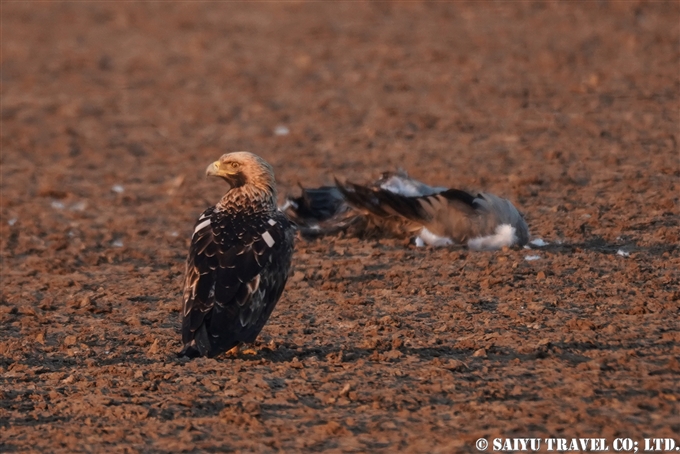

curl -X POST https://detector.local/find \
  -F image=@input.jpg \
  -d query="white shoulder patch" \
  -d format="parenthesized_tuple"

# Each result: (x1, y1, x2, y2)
(262, 231, 275, 247)
(193, 218, 211, 236)
(267, 219, 277, 226)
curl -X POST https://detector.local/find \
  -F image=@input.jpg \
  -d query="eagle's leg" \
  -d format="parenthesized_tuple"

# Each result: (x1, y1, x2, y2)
(239, 346, 259, 355)
(225, 344, 259, 356)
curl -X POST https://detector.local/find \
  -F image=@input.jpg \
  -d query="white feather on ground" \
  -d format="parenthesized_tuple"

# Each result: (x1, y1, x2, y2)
(467, 224, 518, 251)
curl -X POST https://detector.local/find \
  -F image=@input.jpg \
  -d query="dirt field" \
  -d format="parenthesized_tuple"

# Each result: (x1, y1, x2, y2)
(2, 2, 679, 452)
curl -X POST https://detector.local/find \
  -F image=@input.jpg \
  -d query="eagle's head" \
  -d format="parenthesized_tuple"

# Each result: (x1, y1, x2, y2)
(207, 151, 277, 206)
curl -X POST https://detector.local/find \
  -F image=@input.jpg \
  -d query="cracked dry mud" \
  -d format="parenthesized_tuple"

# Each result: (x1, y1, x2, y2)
(1, 2, 679, 452)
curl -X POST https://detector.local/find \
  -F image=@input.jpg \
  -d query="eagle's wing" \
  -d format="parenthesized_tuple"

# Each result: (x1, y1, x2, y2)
(336, 179, 420, 219)
(282, 185, 368, 238)
(336, 180, 500, 243)
(336, 180, 476, 221)
(391, 189, 529, 246)
(374, 170, 448, 197)
(181, 207, 293, 357)
(284, 173, 529, 248)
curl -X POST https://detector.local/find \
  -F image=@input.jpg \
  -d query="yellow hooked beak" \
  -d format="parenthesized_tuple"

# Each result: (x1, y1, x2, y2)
(206, 161, 221, 177)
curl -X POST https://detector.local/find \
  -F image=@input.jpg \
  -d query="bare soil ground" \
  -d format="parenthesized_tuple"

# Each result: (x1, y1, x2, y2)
(1, 2, 679, 452)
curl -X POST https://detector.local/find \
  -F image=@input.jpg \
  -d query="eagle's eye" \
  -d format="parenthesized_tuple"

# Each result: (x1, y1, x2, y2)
(229, 162, 240, 170)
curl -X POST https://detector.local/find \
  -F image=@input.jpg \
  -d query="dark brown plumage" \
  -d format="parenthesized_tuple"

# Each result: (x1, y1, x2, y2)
(284, 171, 529, 250)
(180, 152, 294, 358)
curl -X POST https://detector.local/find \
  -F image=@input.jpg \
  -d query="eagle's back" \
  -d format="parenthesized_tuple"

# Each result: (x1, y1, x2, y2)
(181, 205, 294, 358)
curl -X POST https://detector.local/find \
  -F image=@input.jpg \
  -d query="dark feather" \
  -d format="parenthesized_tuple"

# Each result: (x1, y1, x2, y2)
(180, 206, 294, 358)
(336, 179, 433, 221)
(282, 171, 529, 248)
(439, 188, 478, 208)
(287, 185, 345, 222)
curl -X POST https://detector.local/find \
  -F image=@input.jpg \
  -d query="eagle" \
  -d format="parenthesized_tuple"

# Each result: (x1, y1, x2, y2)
(283, 170, 529, 250)
(180, 152, 295, 358)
